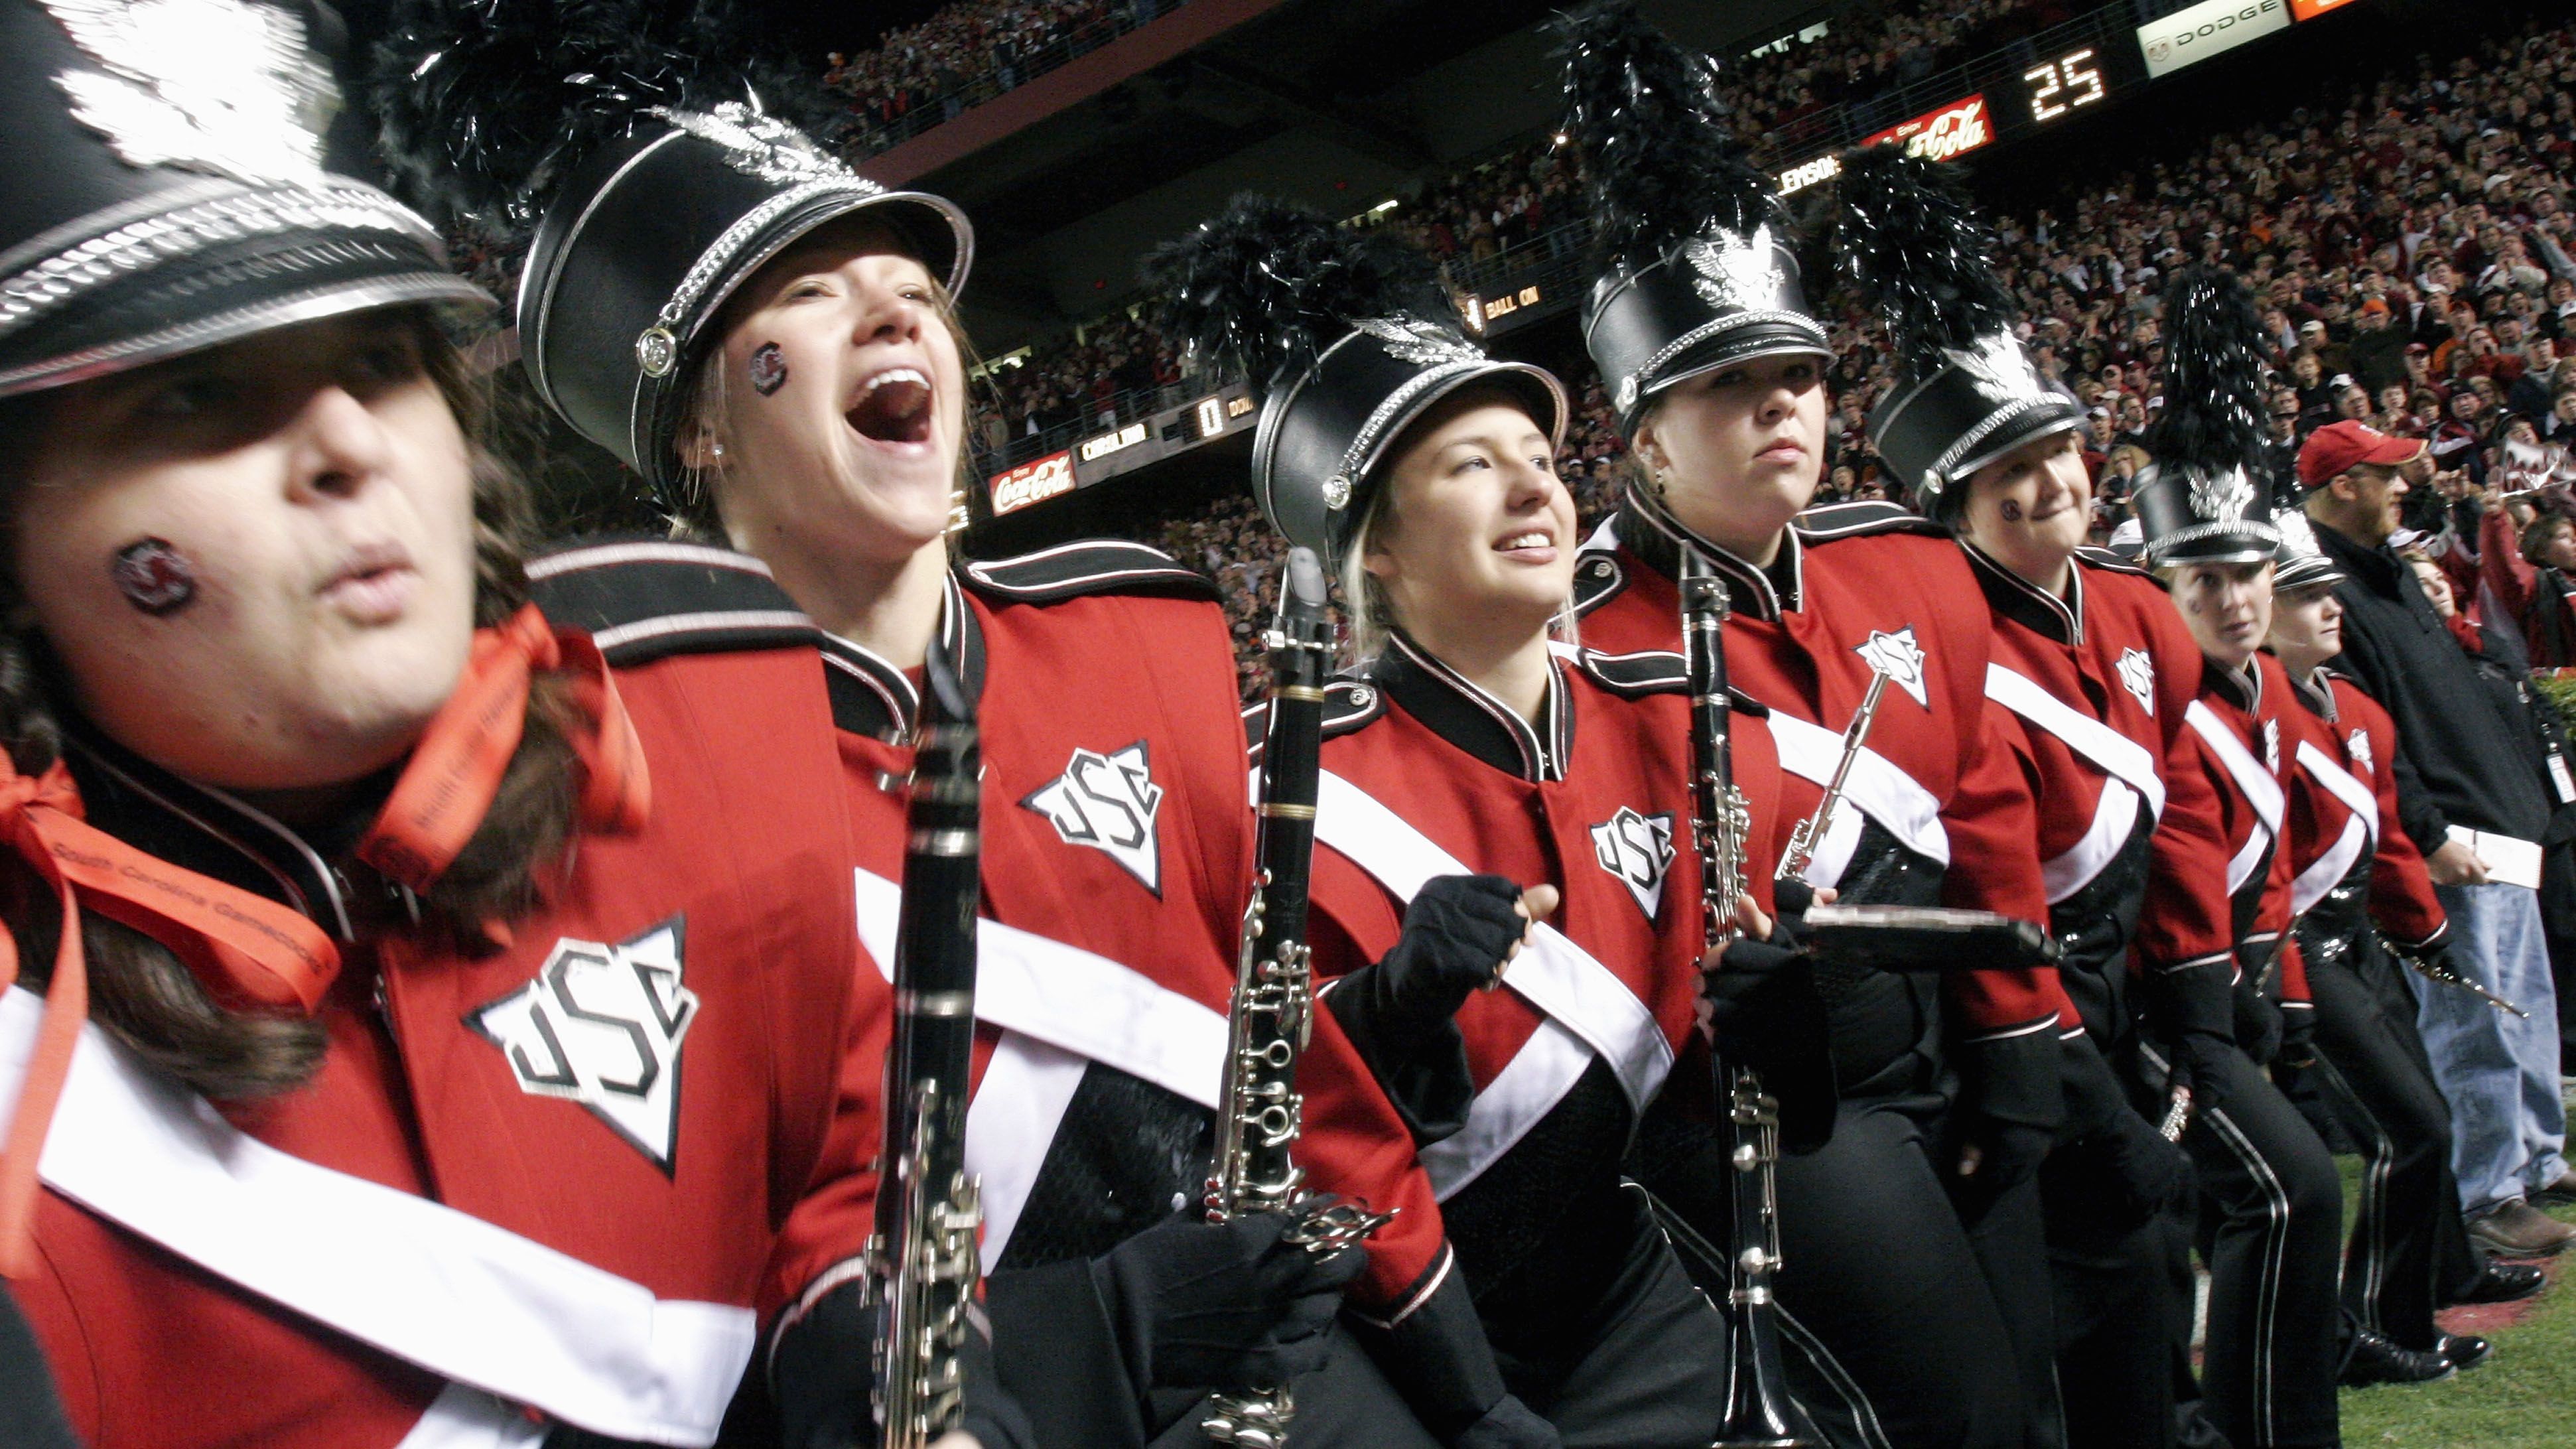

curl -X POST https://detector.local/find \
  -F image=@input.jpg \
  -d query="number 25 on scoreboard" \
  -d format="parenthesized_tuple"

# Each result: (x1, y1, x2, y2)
(2025, 47, 2107, 122)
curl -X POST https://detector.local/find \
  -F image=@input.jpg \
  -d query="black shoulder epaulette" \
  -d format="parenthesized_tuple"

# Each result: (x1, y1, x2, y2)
(2076, 546, 2162, 585)
(1793, 500, 1948, 543)
(1572, 547, 1627, 616)
(1575, 648, 1768, 715)
(958, 539, 1218, 605)
(526, 537, 820, 666)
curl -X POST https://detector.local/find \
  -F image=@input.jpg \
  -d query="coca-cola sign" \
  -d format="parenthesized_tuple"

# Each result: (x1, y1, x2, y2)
(1863, 94, 1994, 163)
(988, 450, 1075, 515)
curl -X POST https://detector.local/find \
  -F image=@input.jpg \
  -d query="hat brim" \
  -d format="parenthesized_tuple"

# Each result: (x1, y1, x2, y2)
(2297, 432, 2425, 490)
(1633, 319, 1833, 420)
(0, 181, 495, 399)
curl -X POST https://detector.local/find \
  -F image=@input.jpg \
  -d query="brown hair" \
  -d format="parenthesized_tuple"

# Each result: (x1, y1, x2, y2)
(0, 310, 582, 1100)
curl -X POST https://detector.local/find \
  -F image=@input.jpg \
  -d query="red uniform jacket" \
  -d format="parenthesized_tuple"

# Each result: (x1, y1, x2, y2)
(1970, 543, 2237, 1045)
(1576, 493, 2061, 1120)
(2181, 651, 2312, 1013)
(1298, 636, 1783, 1325)
(2283, 669, 2449, 955)
(819, 543, 1435, 1316)
(15, 563, 875, 1449)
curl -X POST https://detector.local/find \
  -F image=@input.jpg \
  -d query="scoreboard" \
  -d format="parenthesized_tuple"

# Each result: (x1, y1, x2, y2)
(1775, 0, 2362, 194)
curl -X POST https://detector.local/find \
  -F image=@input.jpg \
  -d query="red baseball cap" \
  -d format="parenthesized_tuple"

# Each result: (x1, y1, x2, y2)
(2297, 419, 2426, 488)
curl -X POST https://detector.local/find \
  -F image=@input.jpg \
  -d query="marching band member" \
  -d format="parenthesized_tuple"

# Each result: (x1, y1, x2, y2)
(1556, 8, 2059, 1444)
(428, 13, 1514, 1440)
(2134, 268, 2342, 1449)
(0, 1, 949, 1445)
(1831, 147, 2229, 1449)
(1152, 192, 1783, 1448)
(2267, 519, 2490, 1383)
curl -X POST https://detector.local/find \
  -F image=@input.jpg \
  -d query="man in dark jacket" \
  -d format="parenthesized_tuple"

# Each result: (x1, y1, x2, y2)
(2301, 420, 2575, 1257)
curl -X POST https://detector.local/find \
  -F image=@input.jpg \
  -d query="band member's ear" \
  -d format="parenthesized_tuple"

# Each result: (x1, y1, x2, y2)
(678, 424, 725, 473)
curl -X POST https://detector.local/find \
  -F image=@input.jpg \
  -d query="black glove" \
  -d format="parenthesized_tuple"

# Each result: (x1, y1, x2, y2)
(1326, 874, 1526, 1145)
(2232, 977, 2283, 1067)
(1952, 1031, 2063, 1215)
(1347, 1262, 1563, 1448)
(2277, 1000, 2319, 1071)
(1093, 1210, 1363, 1396)
(768, 1265, 1038, 1449)
(1700, 902, 1836, 1154)
(0, 1286, 76, 1449)
(2164, 1027, 2239, 1118)
(2049, 1034, 2190, 1229)
(1373, 874, 1528, 1029)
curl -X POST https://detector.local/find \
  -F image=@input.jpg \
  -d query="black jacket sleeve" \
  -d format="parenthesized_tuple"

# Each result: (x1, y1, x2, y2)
(0, 1287, 77, 1449)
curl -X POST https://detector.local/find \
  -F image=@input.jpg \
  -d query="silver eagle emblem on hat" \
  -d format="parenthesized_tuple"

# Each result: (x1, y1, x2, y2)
(44, 0, 336, 186)
(1951, 332, 2047, 408)
(2189, 464, 2258, 525)
(651, 101, 870, 189)
(1351, 316, 1483, 370)
(1682, 226, 1785, 313)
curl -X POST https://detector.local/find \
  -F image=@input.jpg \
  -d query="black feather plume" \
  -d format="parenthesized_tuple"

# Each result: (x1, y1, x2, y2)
(1140, 194, 1447, 395)
(1833, 145, 2017, 380)
(2147, 265, 2272, 480)
(1553, 0, 1775, 271)
(372, 0, 845, 243)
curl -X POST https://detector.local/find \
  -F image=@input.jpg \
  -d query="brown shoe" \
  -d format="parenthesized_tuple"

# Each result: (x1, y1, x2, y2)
(2468, 1200, 2576, 1258)
(2536, 1168, 2576, 1206)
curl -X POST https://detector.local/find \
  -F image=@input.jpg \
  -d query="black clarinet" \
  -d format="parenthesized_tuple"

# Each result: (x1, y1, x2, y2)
(872, 652, 985, 1449)
(1680, 553, 1819, 1449)
(1204, 548, 1391, 1448)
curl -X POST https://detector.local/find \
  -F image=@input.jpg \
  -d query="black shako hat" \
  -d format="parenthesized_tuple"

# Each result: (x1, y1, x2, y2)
(1836, 146, 2081, 516)
(374, 0, 969, 492)
(514, 108, 968, 485)
(1558, 0, 1828, 433)
(1146, 196, 1565, 566)
(2135, 266, 2279, 566)
(0, 0, 488, 399)
(2270, 510, 2344, 593)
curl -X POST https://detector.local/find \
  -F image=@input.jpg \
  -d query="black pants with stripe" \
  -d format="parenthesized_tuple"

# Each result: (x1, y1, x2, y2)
(2296, 935, 2470, 1351)
(2165, 1046, 2343, 1449)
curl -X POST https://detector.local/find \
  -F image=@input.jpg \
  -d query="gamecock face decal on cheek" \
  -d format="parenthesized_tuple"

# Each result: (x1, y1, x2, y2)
(111, 537, 198, 616)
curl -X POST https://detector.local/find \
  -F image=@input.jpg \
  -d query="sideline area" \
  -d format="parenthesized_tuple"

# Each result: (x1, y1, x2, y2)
(2337, 1180, 2576, 1443)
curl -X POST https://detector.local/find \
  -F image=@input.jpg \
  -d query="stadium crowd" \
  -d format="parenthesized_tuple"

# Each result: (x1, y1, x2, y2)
(825, 0, 1177, 151)
(1106, 15, 2576, 698)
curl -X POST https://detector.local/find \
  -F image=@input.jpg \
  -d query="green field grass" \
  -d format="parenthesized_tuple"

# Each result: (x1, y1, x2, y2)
(2335, 1166, 2575, 1446)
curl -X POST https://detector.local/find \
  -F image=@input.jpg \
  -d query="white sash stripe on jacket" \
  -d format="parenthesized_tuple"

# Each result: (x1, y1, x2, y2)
(2294, 740, 2380, 835)
(1313, 772, 1674, 1199)
(853, 868, 1227, 1111)
(2185, 701, 2285, 834)
(0, 989, 757, 1448)
(1763, 711, 1951, 888)
(2041, 778, 2144, 905)
(1984, 663, 2168, 816)
(2290, 815, 2372, 918)
(395, 1385, 553, 1449)
(852, 868, 1229, 1268)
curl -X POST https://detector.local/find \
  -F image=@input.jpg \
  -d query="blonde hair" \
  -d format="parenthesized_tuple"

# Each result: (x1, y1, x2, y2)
(1333, 456, 1580, 670)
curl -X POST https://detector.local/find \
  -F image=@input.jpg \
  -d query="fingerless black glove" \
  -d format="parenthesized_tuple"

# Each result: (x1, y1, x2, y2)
(2049, 1034, 2189, 1229)
(1329, 875, 1528, 1144)
(1952, 1030, 2064, 1216)
(1371, 874, 1527, 1030)
(2277, 1000, 2318, 1071)
(1698, 898, 1836, 1154)
(1093, 1211, 1363, 1396)
(2232, 977, 2283, 1067)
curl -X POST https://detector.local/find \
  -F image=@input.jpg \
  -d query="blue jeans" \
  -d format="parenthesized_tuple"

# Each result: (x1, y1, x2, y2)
(2423, 882, 2567, 1213)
